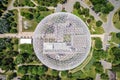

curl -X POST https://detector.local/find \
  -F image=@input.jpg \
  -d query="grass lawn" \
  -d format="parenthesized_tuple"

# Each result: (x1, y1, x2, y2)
(13, 44, 18, 51)
(111, 32, 120, 44)
(82, 57, 96, 78)
(21, 8, 53, 32)
(88, 18, 104, 34)
(93, 27, 104, 34)
(117, 72, 120, 80)
(82, 66, 96, 79)
(15, 0, 35, 7)
(72, 9, 86, 21)
(84, 0, 92, 6)
(113, 8, 120, 29)
(22, 18, 38, 32)
(19, 44, 33, 54)
(99, 13, 107, 22)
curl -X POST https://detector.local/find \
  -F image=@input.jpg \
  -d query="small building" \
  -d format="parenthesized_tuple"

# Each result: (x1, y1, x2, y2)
(20, 39, 32, 44)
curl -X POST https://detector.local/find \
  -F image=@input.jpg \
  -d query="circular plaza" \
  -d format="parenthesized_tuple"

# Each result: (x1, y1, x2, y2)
(33, 12, 91, 70)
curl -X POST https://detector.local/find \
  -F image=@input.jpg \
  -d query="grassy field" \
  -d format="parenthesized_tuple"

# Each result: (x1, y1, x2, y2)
(117, 72, 120, 80)
(82, 57, 96, 78)
(113, 8, 120, 29)
(84, 0, 92, 6)
(21, 8, 53, 32)
(111, 32, 120, 44)
(100, 13, 107, 22)
(72, 9, 86, 21)
(22, 18, 38, 32)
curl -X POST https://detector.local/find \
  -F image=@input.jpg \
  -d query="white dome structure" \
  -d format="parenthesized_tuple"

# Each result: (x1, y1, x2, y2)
(33, 12, 91, 70)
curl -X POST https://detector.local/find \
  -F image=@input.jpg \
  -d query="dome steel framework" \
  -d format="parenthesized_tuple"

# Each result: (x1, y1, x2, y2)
(33, 12, 91, 70)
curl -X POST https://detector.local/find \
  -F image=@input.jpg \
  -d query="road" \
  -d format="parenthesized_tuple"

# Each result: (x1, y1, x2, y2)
(103, 0, 120, 33)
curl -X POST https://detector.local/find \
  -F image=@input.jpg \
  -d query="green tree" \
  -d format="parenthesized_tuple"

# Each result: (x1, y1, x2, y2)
(112, 64, 120, 72)
(93, 49, 107, 60)
(101, 73, 109, 80)
(96, 20, 103, 27)
(7, 72, 17, 80)
(37, 6, 48, 11)
(74, 2, 80, 9)
(61, 71, 68, 77)
(51, 70, 59, 77)
(93, 62, 103, 73)
(116, 32, 120, 39)
(18, 66, 27, 74)
(15, 54, 24, 64)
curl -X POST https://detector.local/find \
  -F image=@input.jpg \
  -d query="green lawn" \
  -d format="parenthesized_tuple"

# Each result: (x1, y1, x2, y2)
(14, 0, 35, 7)
(22, 18, 38, 32)
(84, 0, 92, 6)
(117, 72, 120, 80)
(72, 9, 85, 21)
(21, 8, 53, 32)
(100, 13, 107, 22)
(82, 57, 96, 78)
(113, 8, 120, 29)
(111, 32, 120, 44)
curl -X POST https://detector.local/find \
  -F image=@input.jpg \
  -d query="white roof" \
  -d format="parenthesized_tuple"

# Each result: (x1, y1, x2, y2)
(43, 43, 53, 50)
(20, 39, 31, 44)
(43, 43, 70, 50)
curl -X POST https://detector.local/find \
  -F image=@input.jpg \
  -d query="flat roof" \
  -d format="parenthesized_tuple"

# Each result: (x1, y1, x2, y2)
(20, 39, 31, 44)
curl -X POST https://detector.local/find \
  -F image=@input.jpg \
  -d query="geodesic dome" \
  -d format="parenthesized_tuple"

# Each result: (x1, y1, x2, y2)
(33, 12, 91, 70)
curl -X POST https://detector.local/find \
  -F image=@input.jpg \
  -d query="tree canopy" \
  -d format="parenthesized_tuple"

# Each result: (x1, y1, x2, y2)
(96, 20, 103, 27)
(90, 0, 114, 14)
(74, 2, 80, 9)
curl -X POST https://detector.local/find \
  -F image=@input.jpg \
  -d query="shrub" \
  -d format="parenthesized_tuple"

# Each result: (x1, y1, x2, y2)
(96, 20, 103, 27)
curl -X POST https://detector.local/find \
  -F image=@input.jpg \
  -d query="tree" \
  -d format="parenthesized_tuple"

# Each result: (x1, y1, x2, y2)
(96, 20, 103, 27)
(7, 51, 19, 57)
(7, 72, 17, 80)
(1, 57, 15, 71)
(51, 70, 59, 77)
(94, 4, 102, 12)
(110, 47, 120, 65)
(37, 6, 48, 11)
(90, 0, 114, 14)
(32, 66, 37, 75)
(106, 2, 114, 12)
(60, 0, 67, 4)
(116, 32, 120, 39)
(112, 64, 120, 72)
(93, 62, 103, 73)
(10, 29, 17, 33)
(61, 71, 68, 77)
(15, 54, 25, 64)
(82, 8, 89, 17)
(74, 2, 80, 9)
(18, 66, 27, 74)
(93, 49, 107, 60)
(21, 75, 39, 80)
(101, 73, 109, 80)
(71, 71, 82, 79)
(21, 12, 33, 20)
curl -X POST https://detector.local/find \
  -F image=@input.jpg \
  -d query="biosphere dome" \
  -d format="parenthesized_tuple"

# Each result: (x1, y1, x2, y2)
(33, 12, 91, 70)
